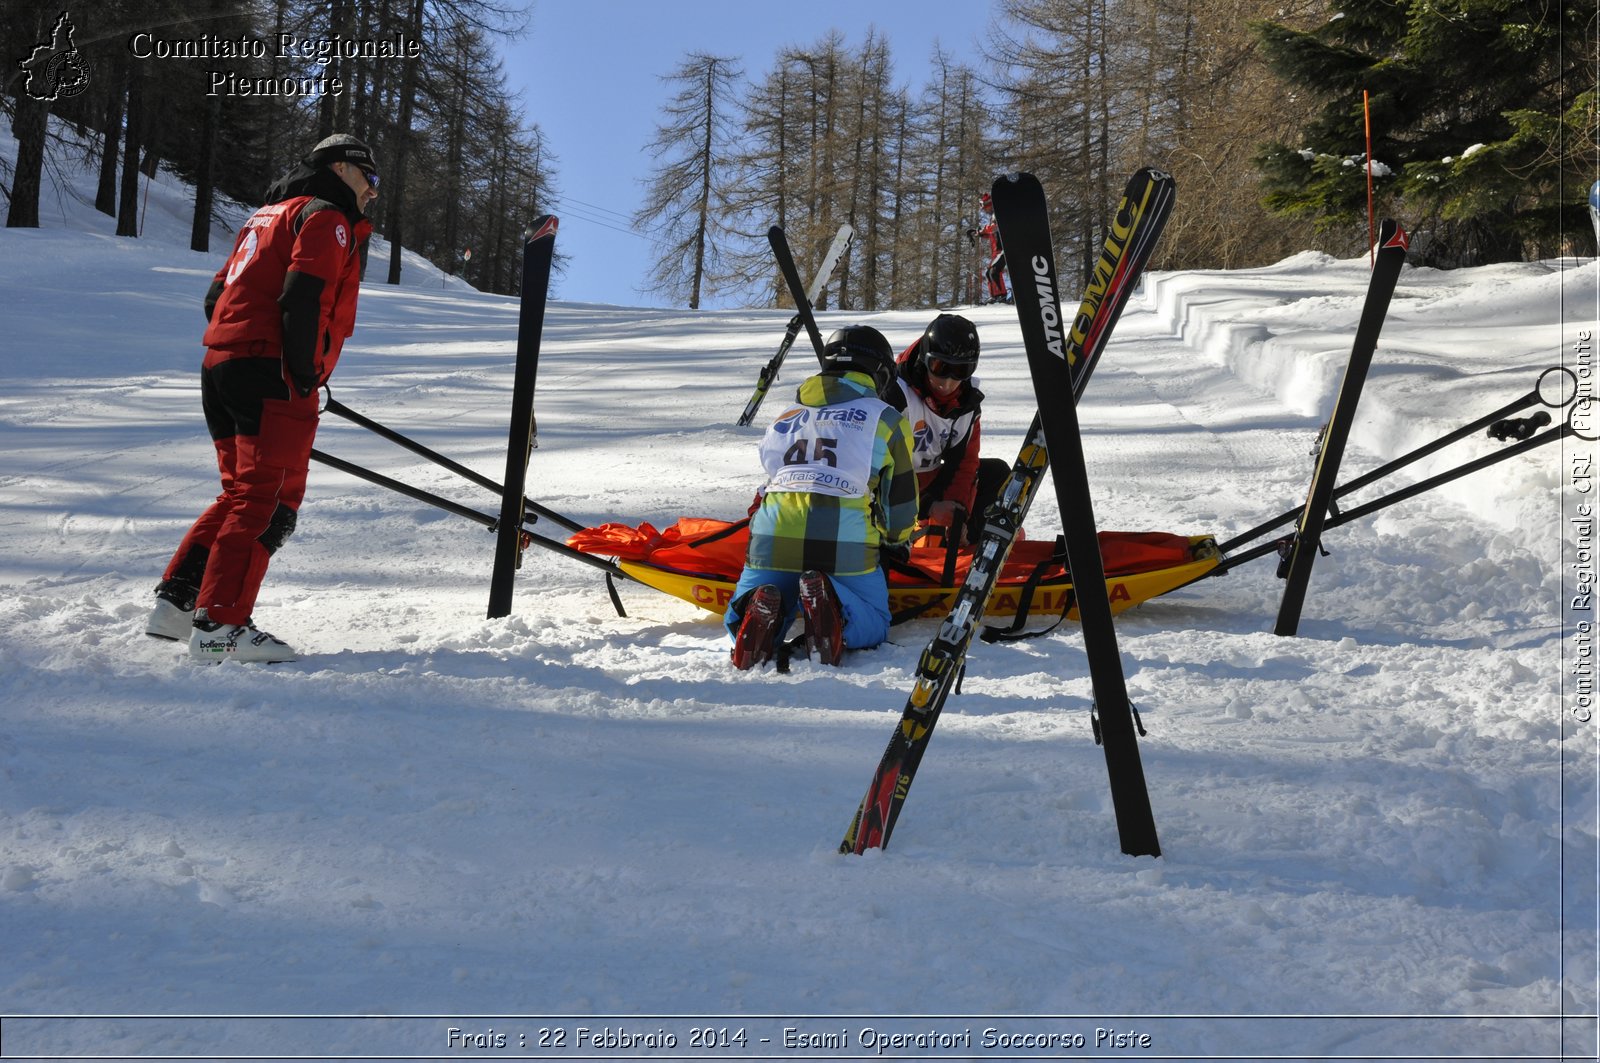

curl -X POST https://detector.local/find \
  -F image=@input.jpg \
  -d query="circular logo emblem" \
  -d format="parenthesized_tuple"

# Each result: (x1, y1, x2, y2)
(225, 230, 260, 285)
(45, 51, 92, 100)
(335, 224, 348, 249)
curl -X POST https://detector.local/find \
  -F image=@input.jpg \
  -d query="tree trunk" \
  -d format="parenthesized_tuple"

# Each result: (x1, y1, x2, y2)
(386, 0, 425, 284)
(266, 0, 288, 165)
(116, 66, 142, 237)
(5, 93, 49, 228)
(353, 0, 374, 135)
(1078, 0, 1096, 285)
(442, 63, 466, 260)
(689, 65, 715, 310)
(773, 66, 790, 306)
(333, 0, 353, 131)
(929, 54, 950, 307)
(191, 94, 219, 251)
(95, 65, 121, 217)
(887, 105, 907, 306)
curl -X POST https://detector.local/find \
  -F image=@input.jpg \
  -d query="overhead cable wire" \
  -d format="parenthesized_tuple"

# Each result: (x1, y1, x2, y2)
(555, 193, 639, 224)
(539, 194, 661, 241)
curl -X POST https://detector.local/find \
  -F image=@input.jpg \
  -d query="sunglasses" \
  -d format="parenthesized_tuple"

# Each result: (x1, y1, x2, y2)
(927, 357, 975, 380)
(340, 160, 379, 190)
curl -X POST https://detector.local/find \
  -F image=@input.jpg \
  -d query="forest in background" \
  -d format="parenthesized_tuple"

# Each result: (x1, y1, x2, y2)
(3, 0, 552, 295)
(4, 0, 1595, 305)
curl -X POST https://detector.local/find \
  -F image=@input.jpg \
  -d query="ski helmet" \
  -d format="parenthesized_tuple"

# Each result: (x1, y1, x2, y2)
(918, 313, 980, 381)
(821, 325, 897, 399)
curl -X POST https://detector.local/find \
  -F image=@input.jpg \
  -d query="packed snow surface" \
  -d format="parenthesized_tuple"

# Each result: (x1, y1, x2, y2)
(0, 135, 1595, 1061)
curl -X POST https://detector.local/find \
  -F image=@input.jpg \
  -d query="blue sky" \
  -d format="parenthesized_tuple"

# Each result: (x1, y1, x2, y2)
(497, 0, 994, 308)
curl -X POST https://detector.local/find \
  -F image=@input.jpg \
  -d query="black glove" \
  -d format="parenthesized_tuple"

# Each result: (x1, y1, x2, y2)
(288, 364, 319, 399)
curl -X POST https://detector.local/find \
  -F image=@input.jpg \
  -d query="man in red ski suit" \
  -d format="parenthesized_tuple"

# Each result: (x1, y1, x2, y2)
(969, 191, 1009, 303)
(146, 134, 378, 663)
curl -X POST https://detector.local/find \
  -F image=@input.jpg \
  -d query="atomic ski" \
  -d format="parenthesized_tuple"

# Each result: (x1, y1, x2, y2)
(993, 172, 1160, 857)
(739, 224, 854, 426)
(840, 168, 1175, 855)
(1273, 219, 1409, 637)
(487, 214, 558, 620)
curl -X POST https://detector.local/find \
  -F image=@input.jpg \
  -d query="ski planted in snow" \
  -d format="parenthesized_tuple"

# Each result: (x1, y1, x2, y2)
(839, 167, 1175, 855)
(992, 171, 1160, 857)
(766, 226, 830, 362)
(1273, 219, 1409, 637)
(487, 214, 558, 620)
(738, 224, 854, 426)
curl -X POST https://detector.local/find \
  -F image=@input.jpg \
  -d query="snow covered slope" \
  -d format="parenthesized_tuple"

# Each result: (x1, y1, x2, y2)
(0, 129, 1595, 1061)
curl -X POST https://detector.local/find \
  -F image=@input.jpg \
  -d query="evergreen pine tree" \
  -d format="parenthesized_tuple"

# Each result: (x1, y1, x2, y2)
(1255, 0, 1596, 263)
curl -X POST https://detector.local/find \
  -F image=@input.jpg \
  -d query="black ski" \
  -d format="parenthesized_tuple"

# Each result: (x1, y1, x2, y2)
(1273, 220, 1409, 637)
(840, 168, 1174, 855)
(766, 226, 829, 366)
(993, 171, 1159, 858)
(739, 225, 853, 426)
(487, 215, 558, 620)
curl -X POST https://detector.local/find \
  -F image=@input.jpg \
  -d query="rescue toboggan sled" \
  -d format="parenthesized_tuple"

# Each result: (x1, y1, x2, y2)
(566, 517, 1221, 621)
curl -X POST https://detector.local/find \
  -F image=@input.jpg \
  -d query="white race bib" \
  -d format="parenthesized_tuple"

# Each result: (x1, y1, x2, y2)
(760, 399, 883, 498)
(896, 378, 977, 475)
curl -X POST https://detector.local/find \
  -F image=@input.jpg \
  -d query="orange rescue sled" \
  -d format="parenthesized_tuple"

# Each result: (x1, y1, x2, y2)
(568, 518, 1219, 620)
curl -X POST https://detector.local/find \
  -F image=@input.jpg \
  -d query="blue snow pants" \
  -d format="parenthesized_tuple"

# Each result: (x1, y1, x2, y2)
(723, 566, 892, 651)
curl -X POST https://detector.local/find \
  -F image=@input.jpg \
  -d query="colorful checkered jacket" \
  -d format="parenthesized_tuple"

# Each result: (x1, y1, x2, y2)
(746, 371, 919, 576)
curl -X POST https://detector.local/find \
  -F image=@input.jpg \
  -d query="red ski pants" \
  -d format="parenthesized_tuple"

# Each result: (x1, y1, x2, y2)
(163, 348, 319, 626)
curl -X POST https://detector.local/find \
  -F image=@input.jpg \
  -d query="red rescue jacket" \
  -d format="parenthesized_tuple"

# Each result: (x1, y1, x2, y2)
(977, 215, 1001, 260)
(204, 173, 371, 394)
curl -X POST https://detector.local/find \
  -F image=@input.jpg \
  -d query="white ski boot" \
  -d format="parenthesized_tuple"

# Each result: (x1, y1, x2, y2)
(145, 596, 194, 641)
(145, 578, 197, 641)
(189, 615, 298, 664)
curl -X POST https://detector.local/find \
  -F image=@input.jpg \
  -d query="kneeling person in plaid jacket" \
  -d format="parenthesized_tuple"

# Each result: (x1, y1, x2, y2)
(726, 325, 919, 669)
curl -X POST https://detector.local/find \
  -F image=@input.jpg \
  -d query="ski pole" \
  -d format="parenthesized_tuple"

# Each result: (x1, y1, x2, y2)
(739, 226, 853, 427)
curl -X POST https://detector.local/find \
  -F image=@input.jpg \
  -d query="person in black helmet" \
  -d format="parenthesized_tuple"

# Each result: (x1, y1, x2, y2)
(968, 192, 1009, 303)
(725, 325, 919, 670)
(143, 132, 379, 664)
(889, 313, 1010, 546)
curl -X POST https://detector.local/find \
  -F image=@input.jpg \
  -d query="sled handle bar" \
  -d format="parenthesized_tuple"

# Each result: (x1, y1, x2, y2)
(1206, 400, 1588, 578)
(308, 448, 637, 584)
(1218, 366, 1578, 555)
(1330, 402, 1589, 527)
(323, 392, 585, 535)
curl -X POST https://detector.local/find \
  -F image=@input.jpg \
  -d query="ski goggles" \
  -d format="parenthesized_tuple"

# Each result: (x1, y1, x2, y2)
(358, 165, 380, 190)
(927, 357, 975, 380)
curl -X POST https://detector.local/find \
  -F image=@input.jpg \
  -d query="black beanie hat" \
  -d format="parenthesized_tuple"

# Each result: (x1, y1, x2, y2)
(306, 134, 377, 173)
